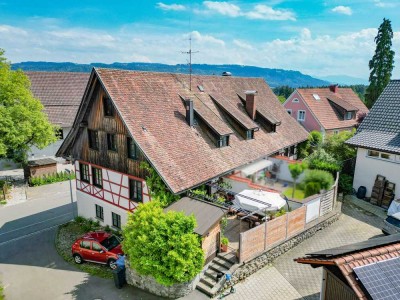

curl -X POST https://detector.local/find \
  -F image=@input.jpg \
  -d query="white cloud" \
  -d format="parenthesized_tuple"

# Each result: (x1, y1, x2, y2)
(203, 1, 241, 17)
(331, 6, 352, 15)
(2, 21, 400, 79)
(373, 0, 397, 7)
(233, 39, 253, 50)
(198, 1, 295, 21)
(156, 2, 186, 11)
(245, 5, 296, 21)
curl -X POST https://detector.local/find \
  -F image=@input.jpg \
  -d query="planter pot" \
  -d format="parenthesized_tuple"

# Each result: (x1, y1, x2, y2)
(221, 244, 228, 252)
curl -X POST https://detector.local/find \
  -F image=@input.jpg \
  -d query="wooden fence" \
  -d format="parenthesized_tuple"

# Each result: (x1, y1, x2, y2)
(239, 176, 338, 263)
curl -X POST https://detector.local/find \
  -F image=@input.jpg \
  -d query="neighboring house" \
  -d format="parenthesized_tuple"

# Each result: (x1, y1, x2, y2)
(56, 68, 308, 228)
(295, 234, 400, 300)
(284, 85, 368, 135)
(165, 197, 227, 263)
(347, 80, 400, 200)
(26, 72, 90, 160)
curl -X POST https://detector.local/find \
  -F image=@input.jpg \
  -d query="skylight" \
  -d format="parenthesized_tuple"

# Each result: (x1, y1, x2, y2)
(197, 85, 204, 92)
(313, 94, 320, 100)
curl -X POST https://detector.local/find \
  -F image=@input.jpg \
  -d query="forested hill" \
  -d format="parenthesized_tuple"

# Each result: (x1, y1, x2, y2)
(11, 61, 329, 88)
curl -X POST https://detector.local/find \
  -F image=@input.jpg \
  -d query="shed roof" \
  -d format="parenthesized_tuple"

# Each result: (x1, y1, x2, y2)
(164, 197, 226, 236)
(346, 80, 400, 154)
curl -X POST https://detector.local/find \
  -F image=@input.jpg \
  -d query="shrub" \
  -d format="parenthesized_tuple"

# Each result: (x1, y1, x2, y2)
(339, 174, 354, 195)
(304, 182, 322, 197)
(29, 171, 75, 187)
(221, 237, 229, 246)
(123, 201, 204, 286)
(302, 169, 334, 192)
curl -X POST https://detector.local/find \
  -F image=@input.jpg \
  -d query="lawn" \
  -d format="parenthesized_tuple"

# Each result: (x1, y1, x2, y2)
(283, 187, 305, 200)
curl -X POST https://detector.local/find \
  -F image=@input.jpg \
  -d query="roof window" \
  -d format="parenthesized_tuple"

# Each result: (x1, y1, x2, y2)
(313, 94, 320, 100)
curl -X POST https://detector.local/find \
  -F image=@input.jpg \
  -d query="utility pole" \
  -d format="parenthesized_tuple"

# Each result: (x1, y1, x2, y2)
(181, 35, 198, 91)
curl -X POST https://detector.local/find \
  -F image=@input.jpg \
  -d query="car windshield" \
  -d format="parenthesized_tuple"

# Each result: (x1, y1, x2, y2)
(100, 235, 120, 251)
(386, 216, 400, 227)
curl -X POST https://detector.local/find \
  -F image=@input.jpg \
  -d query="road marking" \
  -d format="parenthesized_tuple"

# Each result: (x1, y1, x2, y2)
(0, 221, 71, 246)
(0, 212, 73, 236)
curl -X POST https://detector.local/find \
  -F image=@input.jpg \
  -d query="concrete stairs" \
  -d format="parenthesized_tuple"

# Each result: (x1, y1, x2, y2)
(196, 252, 238, 297)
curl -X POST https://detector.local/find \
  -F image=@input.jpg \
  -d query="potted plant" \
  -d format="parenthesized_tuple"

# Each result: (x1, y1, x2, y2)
(221, 237, 229, 252)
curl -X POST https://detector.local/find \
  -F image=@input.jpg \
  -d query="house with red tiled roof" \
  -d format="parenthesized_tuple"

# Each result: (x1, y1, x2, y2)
(56, 68, 308, 229)
(25, 72, 90, 160)
(284, 85, 369, 135)
(295, 234, 400, 300)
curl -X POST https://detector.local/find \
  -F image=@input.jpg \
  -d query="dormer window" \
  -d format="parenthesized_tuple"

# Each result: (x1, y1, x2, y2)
(345, 111, 353, 120)
(103, 97, 114, 117)
(217, 136, 229, 148)
(246, 130, 254, 140)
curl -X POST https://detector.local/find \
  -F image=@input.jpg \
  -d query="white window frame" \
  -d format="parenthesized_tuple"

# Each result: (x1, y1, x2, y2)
(286, 109, 292, 115)
(367, 150, 398, 163)
(345, 111, 352, 120)
(297, 110, 306, 121)
(292, 98, 299, 103)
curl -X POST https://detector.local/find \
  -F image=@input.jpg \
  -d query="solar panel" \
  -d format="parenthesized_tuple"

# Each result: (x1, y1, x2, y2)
(354, 257, 400, 300)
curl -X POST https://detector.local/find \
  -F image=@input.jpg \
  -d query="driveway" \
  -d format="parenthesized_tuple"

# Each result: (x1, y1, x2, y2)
(227, 200, 384, 300)
(0, 182, 207, 300)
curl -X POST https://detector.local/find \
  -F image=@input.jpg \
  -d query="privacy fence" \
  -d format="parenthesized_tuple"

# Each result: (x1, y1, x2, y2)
(239, 175, 339, 263)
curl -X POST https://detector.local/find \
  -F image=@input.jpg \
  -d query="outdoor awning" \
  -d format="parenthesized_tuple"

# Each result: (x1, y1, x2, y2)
(238, 160, 273, 176)
(233, 189, 286, 212)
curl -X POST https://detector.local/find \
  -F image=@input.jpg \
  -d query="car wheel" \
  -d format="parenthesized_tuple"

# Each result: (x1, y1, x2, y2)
(108, 258, 117, 270)
(73, 254, 83, 264)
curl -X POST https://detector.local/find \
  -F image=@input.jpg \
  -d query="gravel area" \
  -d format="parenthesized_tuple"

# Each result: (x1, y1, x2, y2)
(55, 221, 114, 279)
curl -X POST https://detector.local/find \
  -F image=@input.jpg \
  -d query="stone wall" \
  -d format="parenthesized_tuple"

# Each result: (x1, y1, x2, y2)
(125, 259, 200, 299)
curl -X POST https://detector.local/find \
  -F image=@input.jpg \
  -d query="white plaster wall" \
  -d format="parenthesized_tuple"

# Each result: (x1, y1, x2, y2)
(28, 127, 71, 161)
(76, 190, 131, 228)
(353, 148, 400, 199)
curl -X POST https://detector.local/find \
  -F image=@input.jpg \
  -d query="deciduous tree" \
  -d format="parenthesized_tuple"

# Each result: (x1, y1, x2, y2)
(0, 49, 57, 163)
(122, 201, 204, 286)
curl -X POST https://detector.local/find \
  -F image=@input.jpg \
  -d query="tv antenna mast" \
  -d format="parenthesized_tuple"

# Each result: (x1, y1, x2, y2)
(182, 34, 199, 91)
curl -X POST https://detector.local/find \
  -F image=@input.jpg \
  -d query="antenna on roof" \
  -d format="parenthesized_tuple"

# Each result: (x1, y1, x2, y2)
(181, 27, 199, 91)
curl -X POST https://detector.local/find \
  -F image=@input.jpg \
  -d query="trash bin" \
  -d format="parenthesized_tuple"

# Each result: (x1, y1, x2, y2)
(356, 186, 367, 199)
(113, 267, 126, 289)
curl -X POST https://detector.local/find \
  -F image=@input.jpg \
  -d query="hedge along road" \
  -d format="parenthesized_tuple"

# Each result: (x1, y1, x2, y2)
(0, 181, 208, 300)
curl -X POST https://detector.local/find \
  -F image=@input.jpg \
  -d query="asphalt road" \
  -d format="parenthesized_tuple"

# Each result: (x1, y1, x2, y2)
(0, 181, 207, 300)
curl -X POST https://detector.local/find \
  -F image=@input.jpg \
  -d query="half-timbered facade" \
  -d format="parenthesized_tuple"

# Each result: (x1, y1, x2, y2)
(57, 68, 308, 228)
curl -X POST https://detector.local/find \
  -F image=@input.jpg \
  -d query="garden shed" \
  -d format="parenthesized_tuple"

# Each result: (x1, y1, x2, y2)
(24, 158, 57, 179)
(165, 197, 227, 263)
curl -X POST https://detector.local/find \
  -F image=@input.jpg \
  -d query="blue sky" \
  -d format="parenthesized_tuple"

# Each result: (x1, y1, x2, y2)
(1, 0, 399, 80)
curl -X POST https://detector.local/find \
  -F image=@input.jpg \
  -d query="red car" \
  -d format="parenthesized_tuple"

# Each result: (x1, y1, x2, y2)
(71, 231, 123, 269)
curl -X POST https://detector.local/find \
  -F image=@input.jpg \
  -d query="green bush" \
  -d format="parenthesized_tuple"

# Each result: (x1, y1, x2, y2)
(304, 182, 322, 197)
(339, 174, 354, 195)
(29, 171, 75, 187)
(303, 169, 334, 191)
(221, 237, 229, 245)
(123, 201, 204, 286)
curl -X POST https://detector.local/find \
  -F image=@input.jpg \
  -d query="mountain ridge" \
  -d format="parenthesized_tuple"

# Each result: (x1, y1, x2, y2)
(12, 61, 330, 88)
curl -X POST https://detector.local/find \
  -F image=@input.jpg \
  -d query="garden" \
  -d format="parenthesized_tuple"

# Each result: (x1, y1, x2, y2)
(283, 130, 357, 200)
(29, 171, 75, 187)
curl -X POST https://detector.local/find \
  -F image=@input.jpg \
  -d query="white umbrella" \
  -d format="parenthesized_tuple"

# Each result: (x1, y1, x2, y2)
(233, 189, 286, 212)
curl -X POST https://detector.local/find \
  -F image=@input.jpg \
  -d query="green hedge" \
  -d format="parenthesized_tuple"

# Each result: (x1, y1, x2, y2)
(29, 171, 75, 187)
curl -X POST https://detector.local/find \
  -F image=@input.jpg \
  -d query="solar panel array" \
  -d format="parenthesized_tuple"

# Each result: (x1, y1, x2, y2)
(354, 257, 400, 300)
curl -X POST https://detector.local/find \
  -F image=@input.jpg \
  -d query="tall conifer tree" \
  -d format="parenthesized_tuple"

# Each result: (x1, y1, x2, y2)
(365, 18, 395, 108)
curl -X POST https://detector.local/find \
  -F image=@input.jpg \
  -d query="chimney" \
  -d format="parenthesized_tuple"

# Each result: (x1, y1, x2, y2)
(185, 99, 194, 127)
(329, 84, 339, 93)
(245, 90, 257, 120)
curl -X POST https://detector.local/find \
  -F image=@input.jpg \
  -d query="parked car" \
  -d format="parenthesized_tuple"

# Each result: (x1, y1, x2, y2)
(382, 213, 400, 235)
(382, 199, 400, 235)
(71, 231, 123, 269)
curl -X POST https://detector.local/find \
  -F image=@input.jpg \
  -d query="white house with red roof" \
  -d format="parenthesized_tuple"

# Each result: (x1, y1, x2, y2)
(284, 85, 368, 135)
